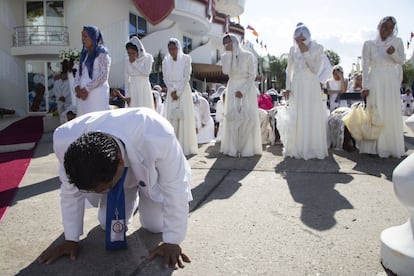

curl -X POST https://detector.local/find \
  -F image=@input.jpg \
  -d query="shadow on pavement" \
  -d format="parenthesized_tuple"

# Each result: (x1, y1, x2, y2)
(333, 149, 403, 180)
(190, 143, 261, 212)
(275, 153, 354, 230)
(10, 177, 60, 205)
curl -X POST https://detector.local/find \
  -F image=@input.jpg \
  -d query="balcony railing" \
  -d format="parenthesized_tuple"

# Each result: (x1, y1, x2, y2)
(12, 25, 69, 47)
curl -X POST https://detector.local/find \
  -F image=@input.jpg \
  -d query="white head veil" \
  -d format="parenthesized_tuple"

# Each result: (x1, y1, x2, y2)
(224, 34, 244, 70)
(167, 38, 184, 61)
(128, 36, 152, 60)
(293, 22, 311, 46)
(163, 38, 188, 90)
(375, 16, 398, 46)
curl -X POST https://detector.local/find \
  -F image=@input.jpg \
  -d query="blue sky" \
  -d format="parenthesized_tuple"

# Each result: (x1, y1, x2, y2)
(240, 0, 413, 75)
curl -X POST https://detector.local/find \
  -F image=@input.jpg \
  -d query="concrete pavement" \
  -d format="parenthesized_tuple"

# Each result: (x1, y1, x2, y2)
(1, 118, 413, 275)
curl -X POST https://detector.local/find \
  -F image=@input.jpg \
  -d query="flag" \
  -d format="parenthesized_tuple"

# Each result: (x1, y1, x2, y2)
(207, 0, 215, 21)
(224, 15, 229, 33)
(246, 25, 259, 37)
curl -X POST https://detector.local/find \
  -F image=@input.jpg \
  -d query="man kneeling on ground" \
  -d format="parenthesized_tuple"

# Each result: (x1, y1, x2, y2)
(38, 108, 192, 270)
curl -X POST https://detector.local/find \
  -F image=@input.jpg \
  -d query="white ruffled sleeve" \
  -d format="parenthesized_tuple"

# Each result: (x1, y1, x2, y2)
(85, 52, 111, 92)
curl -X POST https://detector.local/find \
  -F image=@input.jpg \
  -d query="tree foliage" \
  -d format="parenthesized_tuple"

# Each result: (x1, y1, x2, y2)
(402, 61, 414, 87)
(261, 49, 414, 91)
(267, 54, 288, 90)
(324, 49, 340, 66)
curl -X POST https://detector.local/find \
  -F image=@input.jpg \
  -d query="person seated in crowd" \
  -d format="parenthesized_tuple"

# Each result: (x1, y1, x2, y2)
(209, 85, 225, 113)
(265, 88, 282, 106)
(214, 92, 225, 141)
(327, 107, 356, 152)
(152, 84, 164, 114)
(60, 105, 77, 123)
(348, 73, 363, 92)
(402, 88, 414, 116)
(258, 92, 274, 111)
(324, 65, 347, 112)
(343, 73, 363, 107)
(193, 90, 215, 144)
(258, 108, 276, 145)
(109, 88, 127, 109)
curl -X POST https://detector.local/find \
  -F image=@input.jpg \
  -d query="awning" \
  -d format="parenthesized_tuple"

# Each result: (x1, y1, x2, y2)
(192, 63, 228, 83)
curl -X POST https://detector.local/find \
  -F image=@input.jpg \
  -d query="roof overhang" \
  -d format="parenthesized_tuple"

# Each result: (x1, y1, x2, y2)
(192, 63, 228, 83)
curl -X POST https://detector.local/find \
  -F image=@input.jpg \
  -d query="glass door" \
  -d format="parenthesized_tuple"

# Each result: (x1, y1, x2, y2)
(27, 60, 61, 113)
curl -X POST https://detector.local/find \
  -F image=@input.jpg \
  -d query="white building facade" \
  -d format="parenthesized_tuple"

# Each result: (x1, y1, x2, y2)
(1, 0, 249, 116)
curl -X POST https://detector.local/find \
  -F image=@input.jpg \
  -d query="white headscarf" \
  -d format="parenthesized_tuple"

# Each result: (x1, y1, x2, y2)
(225, 34, 244, 70)
(128, 36, 152, 61)
(163, 38, 186, 80)
(293, 23, 313, 61)
(167, 38, 184, 60)
(293, 23, 311, 46)
(374, 16, 398, 47)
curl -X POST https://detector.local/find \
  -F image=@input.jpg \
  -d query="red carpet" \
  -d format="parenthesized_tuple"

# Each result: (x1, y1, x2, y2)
(0, 116, 43, 221)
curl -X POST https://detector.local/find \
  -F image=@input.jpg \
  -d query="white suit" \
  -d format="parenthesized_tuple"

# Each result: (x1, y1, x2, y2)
(53, 108, 192, 245)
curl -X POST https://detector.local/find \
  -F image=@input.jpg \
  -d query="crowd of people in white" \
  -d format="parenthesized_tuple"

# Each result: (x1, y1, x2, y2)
(53, 16, 413, 160)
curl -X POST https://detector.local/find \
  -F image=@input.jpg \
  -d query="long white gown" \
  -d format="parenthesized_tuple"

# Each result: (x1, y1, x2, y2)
(220, 35, 262, 157)
(357, 35, 405, 158)
(124, 53, 154, 109)
(277, 41, 328, 160)
(162, 42, 197, 156)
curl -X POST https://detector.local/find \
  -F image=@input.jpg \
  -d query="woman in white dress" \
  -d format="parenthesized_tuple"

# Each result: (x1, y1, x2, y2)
(220, 34, 262, 157)
(74, 25, 110, 116)
(358, 16, 405, 158)
(124, 36, 154, 109)
(162, 38, 197, 155)
(277, 23, 328, 160)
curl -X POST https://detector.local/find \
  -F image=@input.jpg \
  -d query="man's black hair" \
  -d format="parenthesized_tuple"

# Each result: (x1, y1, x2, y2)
(64, 132, 120, 191)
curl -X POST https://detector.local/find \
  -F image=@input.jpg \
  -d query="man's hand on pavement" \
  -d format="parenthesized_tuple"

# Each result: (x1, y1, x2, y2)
(148, 243, 191, 270)
(38, 240, 79, 265)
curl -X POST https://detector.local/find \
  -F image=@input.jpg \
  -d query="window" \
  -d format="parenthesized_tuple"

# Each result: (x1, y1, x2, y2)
(129, 13, 147, 38)
(26, 1, 64, 26)
(25, 1, 64, 45)
(183, 36, 192, 54)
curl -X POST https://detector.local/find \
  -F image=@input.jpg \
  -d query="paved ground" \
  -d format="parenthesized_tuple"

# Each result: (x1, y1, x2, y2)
(1, 117, 413, 275)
